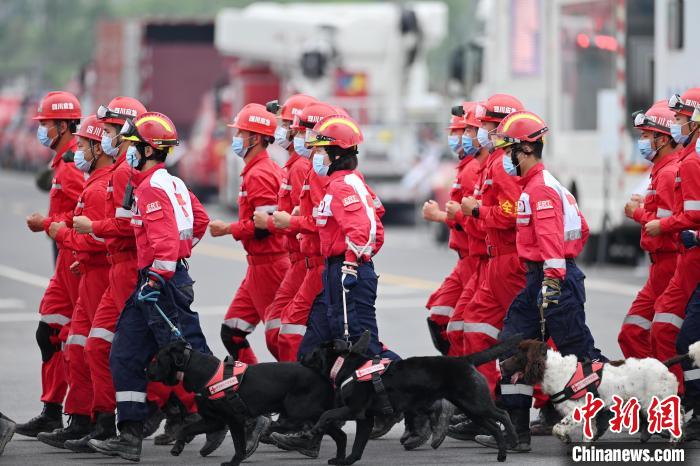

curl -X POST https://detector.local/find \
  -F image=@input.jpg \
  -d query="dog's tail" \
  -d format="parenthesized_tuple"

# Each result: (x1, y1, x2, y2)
(464, 333, 522, 366)
(663, 341, 700, 368)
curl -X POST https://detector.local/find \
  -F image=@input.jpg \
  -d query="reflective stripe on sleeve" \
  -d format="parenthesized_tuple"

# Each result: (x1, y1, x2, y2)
(88, 327, 114, 343)
(152, 260, 177, 272)
(543, 258, 566, 270)
(115, 207, 133, 218)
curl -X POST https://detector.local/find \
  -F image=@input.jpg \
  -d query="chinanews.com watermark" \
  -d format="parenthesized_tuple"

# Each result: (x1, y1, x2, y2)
(571, 445, 685, 463)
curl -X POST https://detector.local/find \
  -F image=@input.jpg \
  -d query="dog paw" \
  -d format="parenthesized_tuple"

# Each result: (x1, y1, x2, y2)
(170, 441, 185, 456)
(328, 458, 341, 465)
(497, 452, 507, 462)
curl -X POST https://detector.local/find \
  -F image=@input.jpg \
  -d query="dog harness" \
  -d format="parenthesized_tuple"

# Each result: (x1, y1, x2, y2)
(550, 359, 604, 404)
(199, 356, 249, 413)
(331, 356, 394, 415)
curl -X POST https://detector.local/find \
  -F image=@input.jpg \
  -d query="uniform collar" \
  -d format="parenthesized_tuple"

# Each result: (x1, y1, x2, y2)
(678, 141, 698, 162)
(111, 151, 126, 171)
(284, 150, 302, 169)
(51, 138, 78, 168)
(329, 169, 354, 181)
(456, 155, 475, 169)
(652, 149, 679, 175)
(241, 149, 270, 176)
(132, 162, 166, 185)
(84, 165, 112, 186)
(519, 162, 545, 187)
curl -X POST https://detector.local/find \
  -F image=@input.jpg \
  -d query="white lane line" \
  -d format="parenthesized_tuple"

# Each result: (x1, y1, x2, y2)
(0, 264, 50, 288)
(586, 278, 638, 298)
(0, 312, 38, 323)
(0, 299, 25, 309)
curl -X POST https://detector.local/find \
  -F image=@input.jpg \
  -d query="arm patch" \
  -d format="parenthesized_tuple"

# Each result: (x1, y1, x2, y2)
(536, 200, 554, 211)
(146, 201, 162, 214)
(343, 194, 360, 207)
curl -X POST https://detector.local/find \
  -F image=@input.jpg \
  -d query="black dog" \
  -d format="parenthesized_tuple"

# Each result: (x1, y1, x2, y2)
(148, 340, 347, 466)
(301, 331, 521, 464)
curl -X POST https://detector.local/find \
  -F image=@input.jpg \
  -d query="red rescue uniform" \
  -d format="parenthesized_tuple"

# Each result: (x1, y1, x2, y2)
(55, 165, 112, 416)
(619, 150, 679, 359)
(223, 150, 290, 363)
(462, 148, 526, 395)
(652, 143, 700, 390)
(37, 139, 83, 406)
(263, 151, 309, 360)
(426, 156, 480, 356)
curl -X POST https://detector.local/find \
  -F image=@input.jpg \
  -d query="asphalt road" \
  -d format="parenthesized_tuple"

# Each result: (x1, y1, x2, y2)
(0, 168, 696, 465)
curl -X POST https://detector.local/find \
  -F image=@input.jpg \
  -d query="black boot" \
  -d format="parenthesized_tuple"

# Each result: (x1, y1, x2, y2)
(370, 411, 404, 439)
(37, 414, 91, 449)
(530, 402, 562, 436)
(474, 407, 531, 452)
(200, 427, 228, 457)
(15, 403, 62, 438)
(0, 412, 16, 456)
(64, 412, 116, 453)
(402, 412, 432, 450)
(245, 416, 271, 459)
(447, 419, 486, 441)
(269, 430, 322, 458)
(429, 399, 454, 449)
(142, 401, 165, 438)
(89, 420, 143, 462)
(154, 411, 198, 445)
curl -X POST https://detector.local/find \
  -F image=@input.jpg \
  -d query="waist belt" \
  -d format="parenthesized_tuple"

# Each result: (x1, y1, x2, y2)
(289, 252, 305, 264)
(107, 250, 137, 265)
(305, 256, 325, 269)
(246, 253, 287, 266)
(486, 243, 517, 257)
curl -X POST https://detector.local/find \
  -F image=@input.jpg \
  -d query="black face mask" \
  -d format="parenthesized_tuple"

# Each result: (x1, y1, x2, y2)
(135, 144, 149, 171)
(511, 146, 522, 177)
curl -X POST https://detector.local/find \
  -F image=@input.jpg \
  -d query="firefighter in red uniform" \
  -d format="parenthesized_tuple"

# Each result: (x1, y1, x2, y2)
(424, 102, 483, 356)
(37, 114, 113, 448)
(643, 88, 700, 390)
(618, 103, 679, 358)
(90, 112, 212, 461)
(476, 111, 604, 453)
(18, 92, 84, 438)
(251, 94, 318, 362)
(209, 103, 291, 363)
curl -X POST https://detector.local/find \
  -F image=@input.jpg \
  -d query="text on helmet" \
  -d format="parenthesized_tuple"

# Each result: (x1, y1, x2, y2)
(113, 107, 138, 117)
(248, 115, 271, 126)
(494, 105, 517, 114)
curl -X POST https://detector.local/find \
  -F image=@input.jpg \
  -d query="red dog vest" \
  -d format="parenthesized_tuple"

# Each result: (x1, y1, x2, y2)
(203, 359, 248, 400)
(550, 360, 604, 404)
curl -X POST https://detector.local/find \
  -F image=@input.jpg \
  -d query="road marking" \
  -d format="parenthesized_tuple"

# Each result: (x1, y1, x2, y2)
(0, 312, 37, 323)
(0, 264, 50, 288)
(585, 278, 638, 298)
(0, 298, 25, 309)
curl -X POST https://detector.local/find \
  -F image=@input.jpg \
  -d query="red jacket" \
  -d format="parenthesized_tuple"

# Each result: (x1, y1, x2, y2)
(474, 149, 521, 253)
(516, 163, 589, 280)
(446, 156, 480, 255)
(463, 157, 489, 257)
(266, 151, 308, 256)
(632, 150, 680, 253)
(43, 139, 84, 235)
(659, 143, 700, 235)
(91, 153, 137, 255)
(229, 150, 286, 256)
(130, 163, 209, 279)
(288, 166, 326, 257)
(316, 169, 385, 262)
(54, 166, 111, 265)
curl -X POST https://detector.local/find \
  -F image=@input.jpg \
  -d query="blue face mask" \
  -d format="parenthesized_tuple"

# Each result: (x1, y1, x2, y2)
(231, 136, 247, 158)
(461, 134, 479, 157)
(637, 138, 657, 161)
(294, 135, 311, 158)
(37, 125, 52, 147)
(101, 133, 119, 157)
(73, 150, 93, 173)
(670, 123, 689, 145)
(126, 146, 139, 168)
(312, 152, 329, 177)
(275, 126, 291, 150)
(502, 154, 518, 176)
(447, 135, 461, 155)
(477, 127, 493, 151)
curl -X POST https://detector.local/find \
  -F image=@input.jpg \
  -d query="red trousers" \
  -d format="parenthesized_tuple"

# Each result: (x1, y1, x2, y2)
(278, 259, 325, 361)
(223, 254, 290, 363)
(147, 382, 198, 414)
(64, 262, 110, 416)
(85, 256, 137, 413)
(426, 253, 474, 353)
(651, 248, 700, 392)
(444, 256, 481, 356)
(463, 251, 525, 396)
(618, 252, 677, 359)
(38, 248, 80, 405)
(264, 255, 306, 360)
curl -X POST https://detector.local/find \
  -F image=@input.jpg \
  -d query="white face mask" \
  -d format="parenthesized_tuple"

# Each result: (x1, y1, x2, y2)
(274, 126, 291, 149)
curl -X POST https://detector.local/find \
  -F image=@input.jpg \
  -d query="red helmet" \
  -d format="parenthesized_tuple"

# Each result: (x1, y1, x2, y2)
(447, 115, 467, 130)
(463, 102, 481, 128)
(668, 88, 700, 117)
(33, 91, 81, 121)
(494, 111, 548, 148)
(228, 103, 277, 137)
(292, 102, 339, 131)
(98, 96, 147, 125)
(121, 111, 179, 152)
(306, 115, 363, 149)
(476, 94, 524, 123)
(633, 103, 675, 136)
(279, 94, 318, 122)
(73, 114, 106, 143)
(447, 101, 478, 130)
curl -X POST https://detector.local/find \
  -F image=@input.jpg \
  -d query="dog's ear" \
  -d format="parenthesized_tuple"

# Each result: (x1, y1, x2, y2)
(350, 330, 371, 356)
(523, 341, 547, 385)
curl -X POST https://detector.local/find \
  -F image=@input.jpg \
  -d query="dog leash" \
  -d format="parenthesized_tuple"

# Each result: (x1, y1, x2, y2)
(153, 302, 185, 341)
(341, 287, 350, 343)
(538, 297, 547, 342)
